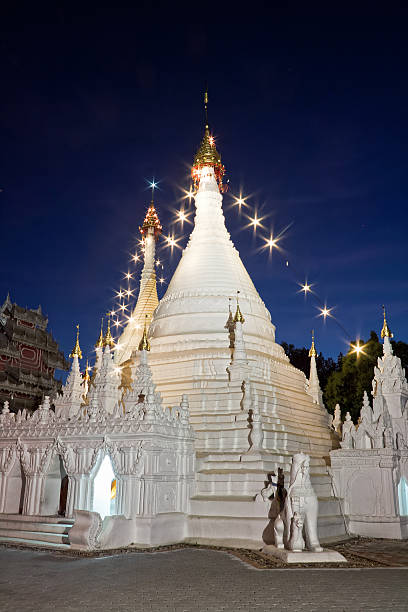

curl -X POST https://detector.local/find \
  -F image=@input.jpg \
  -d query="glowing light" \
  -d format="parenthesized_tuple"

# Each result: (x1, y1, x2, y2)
(163, 234, 181, 251)
(124, 272, 132, 280)
(264, 235, 278, 251)
(232, 193, 248, 211)
(156, 259, 161, 266)
(300, 282, 312, 295)
(177, 210, 187, 223)
(114, 319, 121, 327)
(131, 253, 139, 263)
(351, 341, 366, 357)
(318, 306, 333, 320)
(248, 213, 265, 233)
(125, 289, 133, 297)
(116, 290, 124, 299)
(159, 277, 165, 284)
(208, 135, 215, 146)
(148, 178, 159, 191)
(119, 304, 128, 312)
(110, 310, 116, 317)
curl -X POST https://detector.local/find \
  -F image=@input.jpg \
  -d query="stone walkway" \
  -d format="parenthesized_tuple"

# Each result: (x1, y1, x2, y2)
(0, 547, 407, 611)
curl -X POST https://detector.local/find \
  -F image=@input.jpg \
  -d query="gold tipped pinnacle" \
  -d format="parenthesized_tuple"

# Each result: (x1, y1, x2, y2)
(70, 324, 82, 359)
(95, 318, 104, 349)
(381, 305, 393, 339)
(138, 315, 151, 351)
(309, 329, 317, 358)
(83, 359, 91, 382)
(103, 317, 115, 348)
(234, 291, 245, 324)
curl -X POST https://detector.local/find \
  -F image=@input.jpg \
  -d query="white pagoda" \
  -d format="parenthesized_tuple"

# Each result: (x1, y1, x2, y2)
(116, 97, 345, 546)
(0, 95, 348, 550)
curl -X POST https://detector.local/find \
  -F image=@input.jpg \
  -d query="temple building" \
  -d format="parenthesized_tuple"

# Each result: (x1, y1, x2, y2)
(0, 95, 406, 550)
(0, 295, 69, 412)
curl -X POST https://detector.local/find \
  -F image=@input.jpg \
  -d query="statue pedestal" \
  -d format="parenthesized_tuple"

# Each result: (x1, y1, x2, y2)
(262, 544, 347, 564)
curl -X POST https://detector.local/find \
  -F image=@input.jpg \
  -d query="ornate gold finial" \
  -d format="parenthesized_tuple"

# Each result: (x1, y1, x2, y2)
(83, 360, 91, 382)
(381, 305, 393, 339)
(192, 89, 226, 192)
(95, 318, 104, 349)
(234, 291, 245, 324)
(103, 315, 115, 348)
(309, 329, 317, 358)
(139, 193, 162, 241)
(138, 315, 151, 351)
(70, 324, 82, 359)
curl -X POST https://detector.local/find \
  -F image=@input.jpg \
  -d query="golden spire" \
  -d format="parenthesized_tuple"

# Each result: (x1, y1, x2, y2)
(309, 330, 317, 358)
(69, 324, 82, 359)
(381, 305, 393, 339)
(192, 89, 226, 192)
(138, 315, 151, 351)
(95, 318, 104, 349)
(103, 316, 115, 348)
(83, 360, 91, 382)
(233, 291, 245, 324)
(139, 185, 162, 240)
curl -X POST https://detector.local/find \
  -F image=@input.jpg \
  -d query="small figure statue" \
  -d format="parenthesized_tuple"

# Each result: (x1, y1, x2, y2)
(288, 512, 305, 552)
(332, 404, 342, 436)
(341, 412, 355, 449)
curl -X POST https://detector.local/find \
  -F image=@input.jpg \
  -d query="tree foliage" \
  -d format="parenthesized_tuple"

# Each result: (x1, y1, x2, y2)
(282, 333, 408, 423)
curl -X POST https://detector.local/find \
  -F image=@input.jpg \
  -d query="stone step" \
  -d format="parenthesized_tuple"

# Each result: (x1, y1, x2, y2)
(0, 536, 70, 549)
(0, 514, 74, 524)
(0, 514, 73, 549)
(0, 528, 70, 545)
(0, 519, 72, 535)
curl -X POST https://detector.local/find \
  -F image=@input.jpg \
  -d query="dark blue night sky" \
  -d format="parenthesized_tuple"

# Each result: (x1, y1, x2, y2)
(1, 6, 408, 371)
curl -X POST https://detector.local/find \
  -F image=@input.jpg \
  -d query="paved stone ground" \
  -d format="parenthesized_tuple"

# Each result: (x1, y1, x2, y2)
(0, 547, 407, 611)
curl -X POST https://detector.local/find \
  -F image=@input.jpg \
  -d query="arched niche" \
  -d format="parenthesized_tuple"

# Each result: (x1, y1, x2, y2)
(91, 454, 117, 519)
(398, 477, 408, 517)
(4, 455, 25, 514)
(40, 454, 67, 516)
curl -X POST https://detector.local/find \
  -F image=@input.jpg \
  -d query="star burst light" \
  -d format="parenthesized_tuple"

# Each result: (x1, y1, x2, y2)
(263, 235, 279, 252)
(232, 193, 249, 212)
(351, 340, 366, 357)
(147, 178, 159, 191)
(131, 253, 139, 263)
(248, 213, 265, 233)
(318, 306, 333, 320)
(176, 209, 189, 226)
(299, 281, 313, 295)
(159, 277, 165, 284)
(124, 272, 133, 280)
(163, 234, 181, 252)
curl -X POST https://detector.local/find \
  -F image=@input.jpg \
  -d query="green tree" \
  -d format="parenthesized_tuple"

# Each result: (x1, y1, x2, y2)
(324, 331, 382, 421)
(282, 334, 408, 422)
(281, 342, 337, 391)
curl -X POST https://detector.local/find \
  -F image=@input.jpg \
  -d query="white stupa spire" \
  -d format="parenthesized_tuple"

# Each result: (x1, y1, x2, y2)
(116, 191, 162, 364)
(306, 330, 324, 407)
(54, 326, 84, 418)
(227, 293, 251, 381)
(149, 165, 279, 358)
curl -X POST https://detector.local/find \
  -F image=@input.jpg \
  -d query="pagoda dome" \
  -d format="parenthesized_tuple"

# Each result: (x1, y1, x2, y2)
(149, 167, 279, 361)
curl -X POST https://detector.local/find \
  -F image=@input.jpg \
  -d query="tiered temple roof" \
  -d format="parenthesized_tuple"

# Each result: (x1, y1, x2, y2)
(0, 294, 69, 412)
